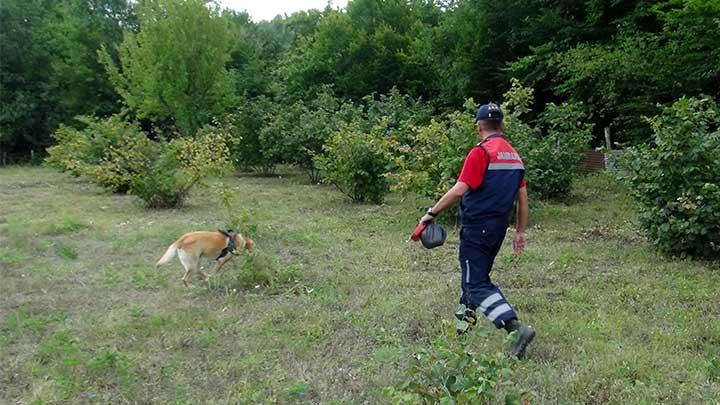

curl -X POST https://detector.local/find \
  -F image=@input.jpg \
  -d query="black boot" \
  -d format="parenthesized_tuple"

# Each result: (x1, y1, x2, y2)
(504, 319, 535, 359)
(503, 319, 521, 333)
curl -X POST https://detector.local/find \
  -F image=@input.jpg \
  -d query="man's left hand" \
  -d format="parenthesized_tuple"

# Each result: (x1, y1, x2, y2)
(419, 214, 435, 224)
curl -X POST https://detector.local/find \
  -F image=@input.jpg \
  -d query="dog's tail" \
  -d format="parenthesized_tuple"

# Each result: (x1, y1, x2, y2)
(155, 241, 178, 268)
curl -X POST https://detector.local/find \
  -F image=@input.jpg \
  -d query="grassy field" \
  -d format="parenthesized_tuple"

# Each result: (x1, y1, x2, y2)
(1, 166, 719, 404)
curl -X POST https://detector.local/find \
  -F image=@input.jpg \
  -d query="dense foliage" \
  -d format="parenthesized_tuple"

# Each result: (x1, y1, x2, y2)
(390, 103, 476, 199)
(47, 114, 233, 207)
(3, 0, 717, 256)
(503, 80, 594, 200)
(4, 0, 718, 162)
(315, 122, 390, 204)
(383, 321, 517, 403)
(46, 114, 147, 192)
(1, 0, 133, 161)
(389, 80, 592, 204)
(99, 0, 234, 136)
(622, 97, 720, 259)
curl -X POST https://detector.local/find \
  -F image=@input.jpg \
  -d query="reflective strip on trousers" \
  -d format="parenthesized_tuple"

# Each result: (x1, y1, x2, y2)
(487, 303, 513, 321)
(478, 293, 503, 313)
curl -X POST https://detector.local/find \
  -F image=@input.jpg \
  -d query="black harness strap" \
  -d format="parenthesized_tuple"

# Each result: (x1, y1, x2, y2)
(215, 229, 237, 260)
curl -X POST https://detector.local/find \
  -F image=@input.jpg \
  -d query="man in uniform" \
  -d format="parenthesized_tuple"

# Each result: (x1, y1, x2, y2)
(418, 102, 535, 358)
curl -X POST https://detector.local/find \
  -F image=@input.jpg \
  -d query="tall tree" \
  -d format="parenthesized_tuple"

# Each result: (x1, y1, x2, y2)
(0, 0, 133, 160)
(0, 0, 54, 160)
(278, 0, 441, 101)
(528, 0, 720, 142)
(46, 0, 135, 121)
(100, 0, 235, 135)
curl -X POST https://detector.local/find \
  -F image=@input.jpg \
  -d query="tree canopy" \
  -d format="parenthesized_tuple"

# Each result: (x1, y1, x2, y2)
(1, 0, 718, 160)
(99, 0, 235, 135)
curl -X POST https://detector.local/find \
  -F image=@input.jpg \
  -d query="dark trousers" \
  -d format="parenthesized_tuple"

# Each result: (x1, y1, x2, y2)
(459, 225, 517, 329)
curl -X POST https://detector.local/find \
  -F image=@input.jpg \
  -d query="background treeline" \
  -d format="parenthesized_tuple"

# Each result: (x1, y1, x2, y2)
(2, 0, 718, 160)
(2, 0, 719, 258)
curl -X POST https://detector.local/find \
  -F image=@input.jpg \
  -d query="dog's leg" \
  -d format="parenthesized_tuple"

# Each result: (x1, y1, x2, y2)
(182, 270, 192, 288)
(212, 255, 234, 275)
(196, 268, 210, 287)
(178, 249, 197, 288)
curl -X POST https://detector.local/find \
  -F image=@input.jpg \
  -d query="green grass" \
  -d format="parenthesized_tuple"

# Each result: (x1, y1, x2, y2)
(1, 166, 718, 403)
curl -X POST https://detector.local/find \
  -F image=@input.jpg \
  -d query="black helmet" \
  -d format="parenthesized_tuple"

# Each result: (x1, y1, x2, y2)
(421, 222, 446, 249)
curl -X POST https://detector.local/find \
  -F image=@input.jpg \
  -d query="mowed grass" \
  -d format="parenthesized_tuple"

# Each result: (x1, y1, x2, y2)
(1, 166, 718, 403)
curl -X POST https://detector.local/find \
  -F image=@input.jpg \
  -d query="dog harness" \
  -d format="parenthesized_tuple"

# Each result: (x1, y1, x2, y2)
(215, 229, 237, 260)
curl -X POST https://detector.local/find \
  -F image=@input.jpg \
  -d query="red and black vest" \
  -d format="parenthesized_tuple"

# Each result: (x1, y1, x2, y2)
(460, 134, 525, 227)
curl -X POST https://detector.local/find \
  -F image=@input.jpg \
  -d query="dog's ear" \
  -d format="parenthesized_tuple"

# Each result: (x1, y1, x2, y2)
(244, 238, 254, 253)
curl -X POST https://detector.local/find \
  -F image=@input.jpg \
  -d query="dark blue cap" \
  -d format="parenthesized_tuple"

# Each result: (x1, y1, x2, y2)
(475, 103, 503, 122)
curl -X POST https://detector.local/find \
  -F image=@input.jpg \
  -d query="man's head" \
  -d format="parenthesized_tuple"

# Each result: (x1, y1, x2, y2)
(474, 103, 504, 137)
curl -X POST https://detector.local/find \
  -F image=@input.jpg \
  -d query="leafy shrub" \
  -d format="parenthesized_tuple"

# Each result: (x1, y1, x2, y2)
(46, 114, 146, 192)
(389, 79, 591, 216)
(622, 97, 720, 258)
(283, 86, 351, 183)
(232, 88, 353, 181)
(315, 122, 390, 204)
(48, 114, 234, 208)
(362, 87, 433, 144)
(86, 130, 154, 193)
(44, 120, 88, 173)
(128, 125, 234, 208)
(227, 253, 301, 293)
(387, 99, 476, 222)
(503, 79, 593, 200)
(230, 87, 431, 186)
(230, 96, 283, 175)
(299, 88, 430, 184)
(218, 186, 259, 237)
(383, 320, 517, 404)
(390, 99, 476, 199)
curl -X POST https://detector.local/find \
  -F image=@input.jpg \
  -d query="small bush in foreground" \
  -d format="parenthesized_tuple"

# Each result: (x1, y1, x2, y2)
(383, 321, 517, 404)
(622, 96, 720, 258)
(225, 253, 301, 294)
(217, 187, 258, 236)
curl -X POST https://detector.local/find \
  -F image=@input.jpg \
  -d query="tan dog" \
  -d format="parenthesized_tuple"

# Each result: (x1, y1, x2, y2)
(155, 230, 254, 287)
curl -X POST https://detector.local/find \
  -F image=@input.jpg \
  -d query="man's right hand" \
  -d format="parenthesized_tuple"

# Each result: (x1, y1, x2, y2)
(513, 232, 526, 255)
(419, 213, 435, 225)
